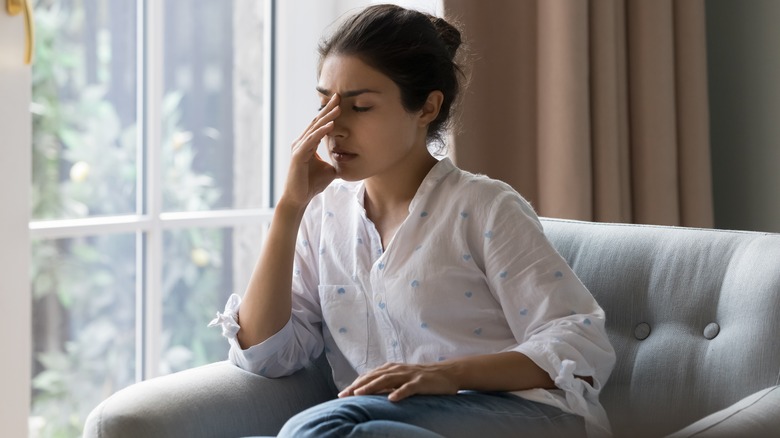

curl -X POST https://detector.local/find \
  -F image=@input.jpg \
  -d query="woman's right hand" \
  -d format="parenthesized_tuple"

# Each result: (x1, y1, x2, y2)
(279, 93, 341, 210)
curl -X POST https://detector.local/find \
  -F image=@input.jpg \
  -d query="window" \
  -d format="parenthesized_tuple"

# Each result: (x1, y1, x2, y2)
(29, 0, 273, 435)
(27, 0, 440, 436)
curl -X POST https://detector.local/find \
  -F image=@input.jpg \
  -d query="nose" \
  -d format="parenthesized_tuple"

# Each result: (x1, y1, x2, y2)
(329, 109, 347, 138)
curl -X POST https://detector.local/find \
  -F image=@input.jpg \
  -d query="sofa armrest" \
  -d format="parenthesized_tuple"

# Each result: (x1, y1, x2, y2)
(666, 385, 780, 438)
(83, 356, 336, 438)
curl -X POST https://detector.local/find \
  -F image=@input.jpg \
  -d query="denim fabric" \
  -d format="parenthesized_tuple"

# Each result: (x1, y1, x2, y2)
(275, 392, 585, 438)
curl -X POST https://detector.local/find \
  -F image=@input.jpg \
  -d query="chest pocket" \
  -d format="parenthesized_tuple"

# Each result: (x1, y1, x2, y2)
(319, 285, 369, 369)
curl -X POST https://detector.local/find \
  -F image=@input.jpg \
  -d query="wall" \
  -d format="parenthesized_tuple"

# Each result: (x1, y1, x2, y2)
(1, 11, 32, 436)
(706, 0, 780, 233)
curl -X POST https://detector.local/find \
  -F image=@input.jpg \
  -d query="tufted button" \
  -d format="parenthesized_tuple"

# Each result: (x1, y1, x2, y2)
(634, 322, 651, 340)
(704, 322, 720, 340)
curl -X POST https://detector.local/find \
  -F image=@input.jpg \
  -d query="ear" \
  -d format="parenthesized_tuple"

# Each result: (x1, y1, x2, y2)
(418, 90, 444, 127)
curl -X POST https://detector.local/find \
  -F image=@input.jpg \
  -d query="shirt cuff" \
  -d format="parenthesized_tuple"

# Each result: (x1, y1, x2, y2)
(208, 293, 242, 338)
(208, 293, 296, 375)
(512, 341, 608, 432)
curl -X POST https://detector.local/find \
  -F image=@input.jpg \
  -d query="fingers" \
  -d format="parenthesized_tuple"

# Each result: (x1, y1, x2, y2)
(338, 363, 418, 399)
(352, 373, 401, 396)
(294, 93, 341, 145)
(339, 363, 395, 396)
(315, 92, 341, 124)
(346, 371, 424, 402)
(292, 121, 334, 162)
(290, 98, 340, 161)
(388, 382, 416, 402)
(338, 363, 459, 403)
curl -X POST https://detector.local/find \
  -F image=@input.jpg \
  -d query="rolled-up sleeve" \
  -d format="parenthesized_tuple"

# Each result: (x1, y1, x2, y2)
(209, 295, 319, 377)
(209, 201, 326, 377)
(480, 190, 616, 437)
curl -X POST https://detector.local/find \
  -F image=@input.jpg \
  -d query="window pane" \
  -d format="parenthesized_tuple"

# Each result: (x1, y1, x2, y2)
(30, 234, 137, 437)
(162, 0, 267, 212)
(32, 0, 138, 220)
(161, 225, 262, 373)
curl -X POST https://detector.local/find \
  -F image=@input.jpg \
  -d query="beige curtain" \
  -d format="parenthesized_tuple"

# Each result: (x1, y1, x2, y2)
(443, 0, 713, 227)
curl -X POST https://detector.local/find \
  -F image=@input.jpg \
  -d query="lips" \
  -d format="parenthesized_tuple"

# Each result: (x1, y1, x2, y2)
(331, 147, 357, 163)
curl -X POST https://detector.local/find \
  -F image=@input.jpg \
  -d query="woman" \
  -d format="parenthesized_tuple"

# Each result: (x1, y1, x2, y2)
(210, 4, 615, 437)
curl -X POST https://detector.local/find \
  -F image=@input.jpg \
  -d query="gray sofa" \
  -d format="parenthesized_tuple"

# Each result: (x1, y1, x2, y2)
(84, 218, 780, 438)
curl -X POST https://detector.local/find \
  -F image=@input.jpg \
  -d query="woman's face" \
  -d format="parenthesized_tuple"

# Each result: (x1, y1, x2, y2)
(317, 54, 428, 182)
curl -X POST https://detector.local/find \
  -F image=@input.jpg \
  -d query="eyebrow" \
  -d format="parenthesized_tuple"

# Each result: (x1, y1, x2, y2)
(316, 87, 380, 98)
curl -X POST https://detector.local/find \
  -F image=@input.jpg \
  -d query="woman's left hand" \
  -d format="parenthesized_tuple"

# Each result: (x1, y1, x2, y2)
(338, 362, 460, 402)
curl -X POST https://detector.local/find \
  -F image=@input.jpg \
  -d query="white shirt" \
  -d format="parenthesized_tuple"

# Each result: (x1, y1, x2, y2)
(210, 158, 616, 437)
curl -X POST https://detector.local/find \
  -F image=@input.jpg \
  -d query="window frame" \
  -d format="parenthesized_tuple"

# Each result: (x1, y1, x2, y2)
(27, 0, 280, 382)
(20, 1, 442, 431)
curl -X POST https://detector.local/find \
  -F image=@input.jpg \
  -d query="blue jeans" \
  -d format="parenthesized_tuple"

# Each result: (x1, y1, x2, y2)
(276, 392, 586, 438)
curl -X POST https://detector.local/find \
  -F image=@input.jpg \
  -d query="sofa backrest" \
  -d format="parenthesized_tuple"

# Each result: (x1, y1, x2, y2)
(541, 218, 780, 438)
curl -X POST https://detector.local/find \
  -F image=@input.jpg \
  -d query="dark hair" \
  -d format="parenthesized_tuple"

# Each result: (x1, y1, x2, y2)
(318, 4, 464, 146)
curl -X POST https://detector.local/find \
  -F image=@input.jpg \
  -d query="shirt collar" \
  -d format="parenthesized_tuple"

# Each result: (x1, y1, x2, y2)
(354, 157, 456, 212)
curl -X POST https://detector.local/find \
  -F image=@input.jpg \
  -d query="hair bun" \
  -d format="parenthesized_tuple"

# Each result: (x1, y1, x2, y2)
(430, 16, 462, 60)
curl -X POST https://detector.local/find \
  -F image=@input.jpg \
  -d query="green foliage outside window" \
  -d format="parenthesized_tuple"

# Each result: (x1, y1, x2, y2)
(30, 2, 231, 436)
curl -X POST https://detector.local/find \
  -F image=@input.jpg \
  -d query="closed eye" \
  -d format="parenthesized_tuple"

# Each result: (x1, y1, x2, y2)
(318, 105, 372, 112)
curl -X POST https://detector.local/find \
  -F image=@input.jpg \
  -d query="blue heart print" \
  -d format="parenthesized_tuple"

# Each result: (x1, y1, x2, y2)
(339, 327, 347, 333)
(484, 230, 494, 239)
(473, 328, 483, 336)
(520, 308, 529, 316)
(465, 291, 473, 298)
(421, 322, 429, 329)
(411, 280, 420, 288)
(420, 211, 429, 217)
(554, 271, 564, 279)
(499, 271, 508, 279)
(337, 287, 346, 295)
(460, 211, 469, 219)
(463, 254, 472, 261)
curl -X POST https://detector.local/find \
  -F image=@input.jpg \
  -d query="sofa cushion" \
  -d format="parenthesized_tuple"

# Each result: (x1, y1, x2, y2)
(540, 219, 780, 438)
(666, 385, 780, 437)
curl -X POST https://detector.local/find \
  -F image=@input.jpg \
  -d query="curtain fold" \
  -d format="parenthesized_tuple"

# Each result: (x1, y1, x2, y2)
(444, 0, 713, 227)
